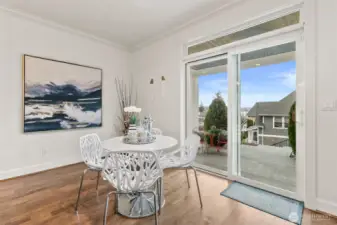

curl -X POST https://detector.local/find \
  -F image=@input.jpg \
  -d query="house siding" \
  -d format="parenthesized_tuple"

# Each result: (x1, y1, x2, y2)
(262, 116, 288, 136)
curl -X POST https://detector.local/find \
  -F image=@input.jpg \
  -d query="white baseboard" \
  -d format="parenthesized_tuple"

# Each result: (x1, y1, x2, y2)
(0, 158, 83, 180)
(316, 198, 337, 216)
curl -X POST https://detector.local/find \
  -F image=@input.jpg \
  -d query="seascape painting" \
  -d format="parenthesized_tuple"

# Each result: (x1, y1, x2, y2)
(23, 55, 102, 132)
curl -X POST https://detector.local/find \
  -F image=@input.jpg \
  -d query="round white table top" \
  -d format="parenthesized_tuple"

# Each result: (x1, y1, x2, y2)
(102, 135, 178, 152)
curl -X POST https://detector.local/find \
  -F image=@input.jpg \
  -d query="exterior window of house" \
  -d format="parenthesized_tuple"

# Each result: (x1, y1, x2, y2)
(273, 116, 283, 128)
(259, 116, 264, 124)
(284, 117, 289, 128)
(273, 116, 288, 128)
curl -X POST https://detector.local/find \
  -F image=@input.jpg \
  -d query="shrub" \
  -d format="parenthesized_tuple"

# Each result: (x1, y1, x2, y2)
(247, 119, 254, 127)
(288, 102, 296, 156)
(204, 92, 227, 131)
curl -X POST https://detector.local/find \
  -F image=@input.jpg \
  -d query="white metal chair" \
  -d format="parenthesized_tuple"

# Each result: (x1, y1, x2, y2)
(103, 150, 163, 225)
(151, 128, 163, 136)
(160, 134, 203, 208)
(75, 133, 105, 213)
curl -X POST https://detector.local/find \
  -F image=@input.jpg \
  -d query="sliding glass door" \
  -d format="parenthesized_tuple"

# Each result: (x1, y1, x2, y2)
(228, 32, 304, 199)
(186, 55, 228, 175)
(185, 26, 304, 200)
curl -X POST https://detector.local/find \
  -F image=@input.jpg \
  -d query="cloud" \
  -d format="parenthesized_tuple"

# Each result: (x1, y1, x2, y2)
(270, 69, 296, 89)
(198, 77, 228, 106)
(199, 91, 228, 106)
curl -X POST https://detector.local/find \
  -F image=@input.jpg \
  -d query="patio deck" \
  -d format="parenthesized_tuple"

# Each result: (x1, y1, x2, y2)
(195, 144, 296, 191)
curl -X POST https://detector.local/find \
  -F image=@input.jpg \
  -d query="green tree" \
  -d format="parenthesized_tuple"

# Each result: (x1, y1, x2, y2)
(204, 92, 227, 131)
(288, 102, 296, 157)
(247, 119, 254, 128)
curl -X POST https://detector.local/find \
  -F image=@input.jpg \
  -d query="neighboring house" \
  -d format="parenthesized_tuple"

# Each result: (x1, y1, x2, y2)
(246, 91, 295, 146)
(198, 108, 208, 129)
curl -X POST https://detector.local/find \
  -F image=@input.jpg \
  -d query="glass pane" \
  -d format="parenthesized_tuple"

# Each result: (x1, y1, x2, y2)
(188, 57, 228, 174)
(188, 11, 299, 55)
(238, 42, 296, 191)
(284, 117, 289, 128)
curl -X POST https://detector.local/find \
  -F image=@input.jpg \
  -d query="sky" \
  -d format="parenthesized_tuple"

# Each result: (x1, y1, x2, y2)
(198, 60, 296, 108)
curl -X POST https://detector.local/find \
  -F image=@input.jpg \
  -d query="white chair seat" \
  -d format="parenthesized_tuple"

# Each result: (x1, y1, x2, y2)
(86, 163, 102, 171)
(75, 133, 104, 213)
(158, 134, 203, 208)
(160, 155, 184, 169)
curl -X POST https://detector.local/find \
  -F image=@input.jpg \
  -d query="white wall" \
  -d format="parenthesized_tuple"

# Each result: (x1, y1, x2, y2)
(131, 0, 337, 216)
(0, 10, 130, 180)
(313, 0, 337, 216)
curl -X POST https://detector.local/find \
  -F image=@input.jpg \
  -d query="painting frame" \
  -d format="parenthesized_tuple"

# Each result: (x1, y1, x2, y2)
(22, 54, 103, 133)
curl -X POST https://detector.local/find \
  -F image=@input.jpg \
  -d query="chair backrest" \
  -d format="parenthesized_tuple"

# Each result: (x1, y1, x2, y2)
(103, 150, 163, 192)
(79, 133, 104, 168)
(151, 128, 163, 136)
(180, 134, 200, 165)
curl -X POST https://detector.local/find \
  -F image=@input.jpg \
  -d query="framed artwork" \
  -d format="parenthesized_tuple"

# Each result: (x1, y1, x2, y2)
(23, 55, 102, 132)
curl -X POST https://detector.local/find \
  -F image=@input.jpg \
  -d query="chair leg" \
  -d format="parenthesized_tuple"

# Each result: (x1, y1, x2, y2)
(157, 178, 162, 215)
(152, 191, 158, 225)
(114, 192, 118, 213)
(103, 191, 120, 225)
(96, 171, 101, 191)
(103, 193, 111, 225)
(75, 169, 88, 213)
(185, 169, 190, 189)
(191, 167, 203, 208)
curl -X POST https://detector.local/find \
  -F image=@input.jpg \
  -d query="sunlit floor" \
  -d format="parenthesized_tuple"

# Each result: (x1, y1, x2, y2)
(195, 145, 296, 191)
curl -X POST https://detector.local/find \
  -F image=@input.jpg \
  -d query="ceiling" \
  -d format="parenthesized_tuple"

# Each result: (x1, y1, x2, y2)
(191, 42, 296, 76)
(0, 0, 235, 50)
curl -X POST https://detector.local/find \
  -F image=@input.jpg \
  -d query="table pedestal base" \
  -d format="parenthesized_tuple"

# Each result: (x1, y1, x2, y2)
(116, 182, 165, 218)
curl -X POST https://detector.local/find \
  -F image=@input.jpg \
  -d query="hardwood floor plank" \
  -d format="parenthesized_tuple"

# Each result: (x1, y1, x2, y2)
(0, 163, 336, 225)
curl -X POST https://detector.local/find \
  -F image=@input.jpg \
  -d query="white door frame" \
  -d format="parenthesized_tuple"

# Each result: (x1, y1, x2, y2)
(185, 55, 228, 175)
(227, 28, 305, 200)
(182, 26, 305, 201)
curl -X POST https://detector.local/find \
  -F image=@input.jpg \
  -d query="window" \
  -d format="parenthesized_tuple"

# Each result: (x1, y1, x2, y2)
(188, 11, 300, 55)
(284, 117, 289, 128)
(273, 116, 288, 129)
(273, 116, 283, 128)
(259, 116, 264, 124)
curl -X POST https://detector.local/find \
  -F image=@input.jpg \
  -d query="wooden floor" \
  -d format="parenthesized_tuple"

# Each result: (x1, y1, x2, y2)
(1, 164, 336, 225)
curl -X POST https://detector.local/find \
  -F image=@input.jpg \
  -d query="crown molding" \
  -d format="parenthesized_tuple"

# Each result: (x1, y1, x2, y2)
(130, 0, 245, 52)
(0, 6, 128, 52)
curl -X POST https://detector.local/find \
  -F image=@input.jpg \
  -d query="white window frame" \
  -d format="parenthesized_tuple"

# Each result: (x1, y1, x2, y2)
(272, 116, 288, 129)
(184, 3, 303, 58)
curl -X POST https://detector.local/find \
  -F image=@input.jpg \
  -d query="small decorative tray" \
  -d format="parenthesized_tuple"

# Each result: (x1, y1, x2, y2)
(123, 136, 156, 145)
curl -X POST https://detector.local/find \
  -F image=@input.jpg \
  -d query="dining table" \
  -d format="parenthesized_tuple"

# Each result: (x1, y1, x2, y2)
(102, 135, 178, 218)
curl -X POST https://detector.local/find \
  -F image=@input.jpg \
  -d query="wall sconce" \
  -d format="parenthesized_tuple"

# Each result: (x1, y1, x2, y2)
(149, 76, 166, 84)
(149, 76, 167, 97)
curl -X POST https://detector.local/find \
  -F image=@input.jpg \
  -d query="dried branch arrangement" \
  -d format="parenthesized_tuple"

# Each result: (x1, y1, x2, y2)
(115, 77, 137, 135)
